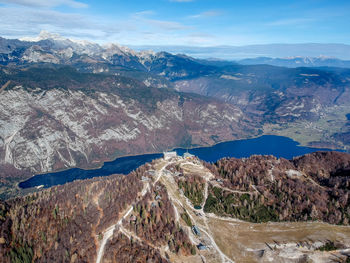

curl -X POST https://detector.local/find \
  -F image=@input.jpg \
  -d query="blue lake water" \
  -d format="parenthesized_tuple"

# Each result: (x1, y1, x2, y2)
(19, 135, 337, 189)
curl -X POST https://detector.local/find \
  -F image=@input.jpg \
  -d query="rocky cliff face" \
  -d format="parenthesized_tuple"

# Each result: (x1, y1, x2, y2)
(2, 34, 350, 129)
(0, 66, 255, 198)
(0, 86, 246, 173)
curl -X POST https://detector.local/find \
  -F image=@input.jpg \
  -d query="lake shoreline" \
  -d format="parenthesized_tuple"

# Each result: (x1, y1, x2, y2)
(22, 134, 259, 178)
(25, 132, 339, 178)
(18, 135, 341, 189)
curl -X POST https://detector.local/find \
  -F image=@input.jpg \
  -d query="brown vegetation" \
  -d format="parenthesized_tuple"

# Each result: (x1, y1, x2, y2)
(0, 172, 142, 262)
(125, 182, 194, 255)
(203, 152, 350, 224)
(102, 232, 167, 263)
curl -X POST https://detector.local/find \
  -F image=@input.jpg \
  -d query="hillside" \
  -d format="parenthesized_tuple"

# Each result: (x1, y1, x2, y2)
(0, 65, 256, 199)
(203, 151, 350, 224)
(174, 65, 350, 150)
(0, 151, 350, 263)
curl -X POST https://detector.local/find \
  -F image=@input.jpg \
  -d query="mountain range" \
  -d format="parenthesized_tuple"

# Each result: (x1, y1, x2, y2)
(0, 32, 350, 200)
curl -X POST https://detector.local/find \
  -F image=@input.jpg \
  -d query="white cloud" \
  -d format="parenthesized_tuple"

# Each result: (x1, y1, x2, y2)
(0, 0, 88, 8)
(131, 10, 190, 31)
(188, 10, 221, 19)
(0, 6, 113, 40)
(0, 0, 258, 46)
(0, 4, 192, 45)
(133, 10, 155, 17)
(145, 19, 190, 31)
(266, 18, 315, 27)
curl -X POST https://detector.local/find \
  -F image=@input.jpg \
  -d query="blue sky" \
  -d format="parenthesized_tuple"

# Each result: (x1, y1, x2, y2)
(0, 0, 349, 46)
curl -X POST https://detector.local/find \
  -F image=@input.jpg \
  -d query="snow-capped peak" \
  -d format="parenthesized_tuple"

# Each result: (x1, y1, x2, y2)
(17, 31, 161, 64)
(102, 43, 138, 56)
(20, 30, 67, 42)
(20, 30, 97, 48)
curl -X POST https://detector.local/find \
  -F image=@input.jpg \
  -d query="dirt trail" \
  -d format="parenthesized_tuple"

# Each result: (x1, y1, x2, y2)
(211, 182, 253, 195)
(92, 190, 104, 251)
(95, 161, 170, 263)
(95, 205, 134, 263)
(161, 158, 235, 263)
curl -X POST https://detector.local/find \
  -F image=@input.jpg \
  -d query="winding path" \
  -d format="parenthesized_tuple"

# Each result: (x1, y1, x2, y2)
(95, 161, 170, 263)
(95, 206, 134, 263)
(163, 159, 235, 263)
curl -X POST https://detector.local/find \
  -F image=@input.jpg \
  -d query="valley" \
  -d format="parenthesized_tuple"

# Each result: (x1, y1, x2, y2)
(1, 34, 350, 201)
(263, 105, 350, 151)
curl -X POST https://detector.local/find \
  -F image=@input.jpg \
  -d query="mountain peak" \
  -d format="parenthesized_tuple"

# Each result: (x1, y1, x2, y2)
(19, 30, 96, 47)
(38, 30, 64, 41)
(20, 30, 65, 42)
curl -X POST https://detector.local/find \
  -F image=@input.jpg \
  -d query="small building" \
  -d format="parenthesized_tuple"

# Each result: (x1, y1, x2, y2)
(195, 212, 202, 217)
(141, 176, 149, 181)
(163, 151, 177, 160)
(183, 152, 195, 159)
(174, 172, 182, 177)
(192, 225, 201, 236)
(164, 169, 172, 176)
(155, 195, 162, 200)
(147, 170, 156, 177)
(129, 215, 137, 222)
(197, 243, 207, 250)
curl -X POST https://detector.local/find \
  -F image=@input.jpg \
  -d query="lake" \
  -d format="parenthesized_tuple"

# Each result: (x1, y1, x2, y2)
(19, 135, 337, 189)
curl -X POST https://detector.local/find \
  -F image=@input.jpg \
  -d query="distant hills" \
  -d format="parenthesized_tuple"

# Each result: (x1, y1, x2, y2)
(238, 56, 350, 68)
(131, 43, 350, 61)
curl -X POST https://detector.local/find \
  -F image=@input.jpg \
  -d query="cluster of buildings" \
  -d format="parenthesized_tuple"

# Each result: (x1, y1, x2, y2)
(162, 151, 209, 251)
(163, 151, 195, 160)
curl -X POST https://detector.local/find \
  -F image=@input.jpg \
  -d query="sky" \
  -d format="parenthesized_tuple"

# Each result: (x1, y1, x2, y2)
(0, 0, 349, 46)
